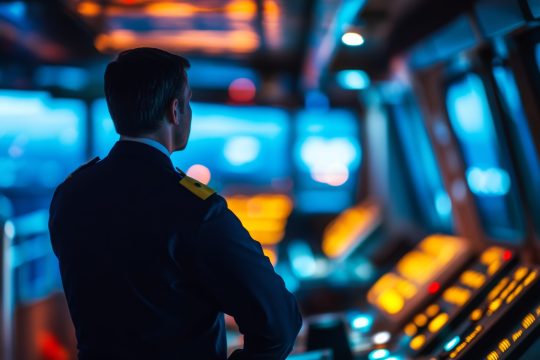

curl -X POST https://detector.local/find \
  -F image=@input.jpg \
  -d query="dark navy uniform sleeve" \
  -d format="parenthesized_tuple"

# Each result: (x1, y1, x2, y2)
(191, 196, 302, 359)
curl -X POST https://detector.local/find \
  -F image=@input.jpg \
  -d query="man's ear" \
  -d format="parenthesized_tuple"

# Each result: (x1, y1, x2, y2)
(168, 98, 180, 125)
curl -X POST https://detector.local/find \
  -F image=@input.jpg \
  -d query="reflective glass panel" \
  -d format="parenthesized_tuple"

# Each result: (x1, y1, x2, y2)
(446, 73, 524, 242)
(493, 65, 540, 237)
(391, 93, 453, 231)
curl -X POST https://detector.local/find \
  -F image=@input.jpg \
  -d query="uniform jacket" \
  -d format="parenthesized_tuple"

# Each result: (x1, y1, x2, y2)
(49, 140, 302, 359)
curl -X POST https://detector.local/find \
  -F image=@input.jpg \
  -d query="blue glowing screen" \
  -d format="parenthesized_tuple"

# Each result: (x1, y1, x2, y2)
(493, 65, 540, 237)
(446, 73, 524, 241)
(392, 94, 452, 231)
(92, 100, 290, 191)
(0, 90, 85, 189)
(293, 110, 361, 213)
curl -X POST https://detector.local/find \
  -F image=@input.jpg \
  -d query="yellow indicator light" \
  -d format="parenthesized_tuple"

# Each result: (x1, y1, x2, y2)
(377, 289, 405, 315)
(487, 260, 502, 275)
(443, 286, 471, 306)
(145, 2, 197, 17)
(536, 305, 540, 316)
(512, 329, 523, 342)
(414, 314, 428, 327)
(499, 280, 518, 301)
(522, 313, 535, 329)
(470, 308, 483, 321)
(498, 339, 511, 352)
(480, 247, 504, 265)
(426, 304, 440, 317)
(486, 351, 500, 360)
(404, 323, 417, 337)
(409, 334, 426, 350)
(488, 299, 503, 314)
(396, 251, 437, 284)
(396, 279, 417, 299)
(488, 277, 509, 301)
(523, 271, 537, 287)
(505, 284, 524, 304)
(322, 201, 381, 258)
(428, 312, 449, 333)
(514, 267, 529, 281)
(460, 270, 486, 289)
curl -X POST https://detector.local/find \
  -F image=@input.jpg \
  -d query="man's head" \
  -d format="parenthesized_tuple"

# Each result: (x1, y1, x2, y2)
(104, 47, 192, 151)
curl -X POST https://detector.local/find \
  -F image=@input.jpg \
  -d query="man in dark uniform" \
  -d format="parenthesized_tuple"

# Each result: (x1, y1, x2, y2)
(49, 48, 302, 360)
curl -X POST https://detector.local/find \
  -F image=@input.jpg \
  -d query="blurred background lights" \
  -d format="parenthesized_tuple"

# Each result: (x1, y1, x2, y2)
(368, 348, 390, 360)
(288, 241, 317, 278)
(0, 1, 26, 21)
(300, 137, 357, 186)
(224, 136, 261, 166)
(466, 166, 511, 196)
(186, 164, 211, 185)
(372, 331, 391, 345)
(434, 190, 452, 217)
(4, 220, 15, 239)
(228, 78, 256, 103)
(337, 70, 370, 90)
(341, 31, 364, 46)
(351, 314, 372, 331)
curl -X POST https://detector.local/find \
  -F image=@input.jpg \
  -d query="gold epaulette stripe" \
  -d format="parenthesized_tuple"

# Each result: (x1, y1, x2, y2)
(179, 175, 215, 200)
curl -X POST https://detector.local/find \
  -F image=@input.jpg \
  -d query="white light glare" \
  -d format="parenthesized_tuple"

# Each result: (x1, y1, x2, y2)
(373, 331, 391, 345)
(368, 349, 390, 360)
(342, 32, 365, 46)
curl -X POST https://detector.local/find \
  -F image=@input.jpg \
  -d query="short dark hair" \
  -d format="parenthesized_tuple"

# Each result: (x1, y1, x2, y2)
(104, 47, 190, 136)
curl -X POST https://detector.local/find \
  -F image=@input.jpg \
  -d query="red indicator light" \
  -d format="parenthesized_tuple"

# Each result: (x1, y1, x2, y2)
(502, 250, 512, 261)
(428, 282, 441, 294)
(228, 78, 256, 103)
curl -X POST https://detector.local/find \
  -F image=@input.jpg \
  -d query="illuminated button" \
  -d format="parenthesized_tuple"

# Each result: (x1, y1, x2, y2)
(470, 308, 483, 321)
(396, 278, 418, 299)
(414, 314, 428, 327)
(488, 299, 503, 314)
(480, 247, 504, 264)
(428, 281, 441, 294)
(373, 331, 391, 345)
(444, 336, 460, 352)
(523, 271, 537, 287)
(498, 339, 511, 352)
(409, 334, 426, 351)
(488, 277, 509, 300)
(426, 304, 440, 317)
(505, 284, 524, 304)
(460, 270, 486, 289)
(428, 312, 449, 333)
(512, 329, 523, 342)
(486, 351, 499, 360)
(499, 281, 518, 300)
(378, 289, 404, 315)
(522, 313, 535, 329)
(368, 349, 389, 360)
(443, 286, 471, 306)
(488, 260, 502, 275)
(404, 323, 417, 337)
(514, 267, 529, 281)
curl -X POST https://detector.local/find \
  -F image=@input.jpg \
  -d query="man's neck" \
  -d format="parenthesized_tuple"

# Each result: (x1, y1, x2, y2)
(120, 135, 171, 157)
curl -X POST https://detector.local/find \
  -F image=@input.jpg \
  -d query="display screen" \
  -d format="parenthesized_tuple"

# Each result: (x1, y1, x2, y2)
(391, 93, 452, 231)
(367, 235, 471, 323)
(446, 73, 524, 242)
(293, 109, 361, 213)
(92, 100, 290, 191)
(0, 90, 86, 189)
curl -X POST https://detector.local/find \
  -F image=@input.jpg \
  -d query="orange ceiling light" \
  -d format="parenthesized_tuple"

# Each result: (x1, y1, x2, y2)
(95, 29, 259, 54)
(225, 0, 257, 21)
(144, 2, 197, 17)
(263, 0, 281, 49)
(77, 2, 101, 17)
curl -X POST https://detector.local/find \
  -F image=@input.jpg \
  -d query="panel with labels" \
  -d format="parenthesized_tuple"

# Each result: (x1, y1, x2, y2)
(432, 265, 539, 359)
(395, 246, 516, 356)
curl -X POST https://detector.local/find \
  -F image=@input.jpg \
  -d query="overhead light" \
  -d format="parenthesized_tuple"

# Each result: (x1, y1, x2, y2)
(342, 32, 364, 46)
